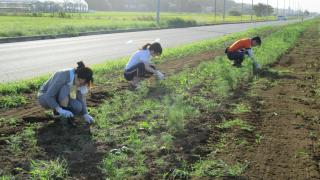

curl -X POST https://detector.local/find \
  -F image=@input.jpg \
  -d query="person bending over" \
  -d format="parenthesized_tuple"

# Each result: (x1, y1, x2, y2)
(124, 42, 165, 88)
(225, 36, 262, 70)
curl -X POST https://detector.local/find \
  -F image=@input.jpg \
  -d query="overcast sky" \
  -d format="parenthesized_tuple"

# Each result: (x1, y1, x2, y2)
(233, 0, 320, 13)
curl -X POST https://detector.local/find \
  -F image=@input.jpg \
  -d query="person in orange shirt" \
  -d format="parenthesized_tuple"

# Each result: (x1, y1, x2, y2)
(225, 36, 261, 69)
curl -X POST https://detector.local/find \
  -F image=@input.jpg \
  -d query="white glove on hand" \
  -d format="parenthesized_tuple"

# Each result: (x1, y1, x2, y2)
(78, 86, 88, 95)
(83, 114, 94, 124)
(155, 70, 165, 80)
(253, 61, 261, 70)
(56, 107, 74, 118)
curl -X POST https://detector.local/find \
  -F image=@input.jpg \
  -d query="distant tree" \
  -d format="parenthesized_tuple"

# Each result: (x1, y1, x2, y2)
(253, 3, 274, 17)
(229, 10, 241, 16)
(304, 10, 310, 16)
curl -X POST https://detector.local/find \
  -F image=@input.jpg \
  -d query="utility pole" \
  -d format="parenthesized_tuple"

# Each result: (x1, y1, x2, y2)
(289, 0, 291, 16)
(156, 0, 160, 26)
(223, 0, 226, 22)
(214, 0, 217, 22)
(277, 0, 279, 16)
(284, 0, 286, 16)
(267, 0, 269, 20)
(293, 0, 295, 16)
(251, 0, 253, 21)
(241, 0, 243, 22)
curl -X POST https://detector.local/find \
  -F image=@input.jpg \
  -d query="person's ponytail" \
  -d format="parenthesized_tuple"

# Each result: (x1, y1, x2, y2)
(140, 42, 162, 55)
(77, 61, 85, 69)
(75, 61, 93, 87)
(141, 43, 152, 50)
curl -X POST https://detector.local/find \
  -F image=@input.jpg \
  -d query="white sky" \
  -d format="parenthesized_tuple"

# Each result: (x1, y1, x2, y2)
(234, 0, 320, 13)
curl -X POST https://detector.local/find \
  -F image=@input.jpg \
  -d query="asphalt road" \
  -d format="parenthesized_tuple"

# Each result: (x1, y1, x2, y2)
(0, 20, 297, 82)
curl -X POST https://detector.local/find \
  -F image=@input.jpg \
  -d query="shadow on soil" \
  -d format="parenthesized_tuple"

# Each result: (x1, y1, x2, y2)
(258, 68, 298, 80)
(36, 120, 105, 179)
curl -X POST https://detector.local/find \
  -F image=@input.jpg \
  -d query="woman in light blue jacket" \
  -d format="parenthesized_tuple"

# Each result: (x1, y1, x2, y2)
(38, 61, 94, 124)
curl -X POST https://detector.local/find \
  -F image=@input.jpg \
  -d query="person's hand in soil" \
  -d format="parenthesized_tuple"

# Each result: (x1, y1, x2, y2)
(56, 107, 74, 118)
(155, 70, 165, 80)
(83, 114, 94, 124)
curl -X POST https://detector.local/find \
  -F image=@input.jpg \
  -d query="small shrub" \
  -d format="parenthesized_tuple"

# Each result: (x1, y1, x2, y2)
(164, 95, 198, 134)
(167, 18, 197, 27)
(229, 11, 242, 16)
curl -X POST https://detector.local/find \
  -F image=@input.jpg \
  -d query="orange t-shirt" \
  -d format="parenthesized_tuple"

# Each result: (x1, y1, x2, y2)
(228, 38, 252, 52)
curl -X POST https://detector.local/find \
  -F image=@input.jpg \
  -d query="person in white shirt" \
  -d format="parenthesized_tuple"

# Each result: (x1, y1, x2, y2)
(124, 42, 165, 87)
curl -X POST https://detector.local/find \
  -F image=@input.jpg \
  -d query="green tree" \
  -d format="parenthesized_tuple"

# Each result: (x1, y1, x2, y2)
(253, 3, 274, 17)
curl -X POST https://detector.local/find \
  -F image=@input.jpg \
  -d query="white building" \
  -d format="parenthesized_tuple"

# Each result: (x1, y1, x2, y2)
(0, 0, 88, 12)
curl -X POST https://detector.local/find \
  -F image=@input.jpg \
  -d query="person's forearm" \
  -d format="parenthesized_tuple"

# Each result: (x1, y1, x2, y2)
(145, 64, 157, 73)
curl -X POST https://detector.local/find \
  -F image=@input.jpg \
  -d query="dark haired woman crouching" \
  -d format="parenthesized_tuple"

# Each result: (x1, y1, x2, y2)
(37, 61, 94, 124)
(124, 42, 165, 88)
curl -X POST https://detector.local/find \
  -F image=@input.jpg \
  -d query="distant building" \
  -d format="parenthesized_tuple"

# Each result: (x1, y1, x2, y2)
(0, 0, 88, 13)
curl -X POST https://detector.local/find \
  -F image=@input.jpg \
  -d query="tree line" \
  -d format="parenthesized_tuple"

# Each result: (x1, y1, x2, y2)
(85, 0, 245, 13)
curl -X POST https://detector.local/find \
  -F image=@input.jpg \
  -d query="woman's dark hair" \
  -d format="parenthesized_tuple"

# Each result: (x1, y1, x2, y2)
(141, 42, 162, 55)
(75, 61, 93, 87)
(252, 36, 262, 46)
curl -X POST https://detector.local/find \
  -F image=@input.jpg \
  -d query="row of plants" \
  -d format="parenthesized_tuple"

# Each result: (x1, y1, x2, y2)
(89, 20, 314, 179)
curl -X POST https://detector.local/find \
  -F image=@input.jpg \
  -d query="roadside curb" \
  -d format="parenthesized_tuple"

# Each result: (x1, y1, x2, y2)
(0, 20, 275, 44)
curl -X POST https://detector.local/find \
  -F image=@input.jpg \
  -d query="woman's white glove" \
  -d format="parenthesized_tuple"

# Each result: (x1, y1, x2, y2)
(83, 114, 94, 124)
(254, 62, 261, 70)
(56, 107, 74, 118)
(78, 86, 88, 95)
(155, 70, 165, 80)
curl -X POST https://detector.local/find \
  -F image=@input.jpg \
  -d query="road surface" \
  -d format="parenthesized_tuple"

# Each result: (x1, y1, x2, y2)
(0, 20, 297, 82)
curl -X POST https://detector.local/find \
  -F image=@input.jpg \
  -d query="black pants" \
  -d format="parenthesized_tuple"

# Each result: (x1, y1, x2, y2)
(124, 63, 155, 81)
(227, 51, 247, 66)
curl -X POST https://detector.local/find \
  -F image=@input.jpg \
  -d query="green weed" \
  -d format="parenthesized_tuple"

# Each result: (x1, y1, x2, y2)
(255, 134, 264, 144)
(160, 132, 174, 149)
(0, 175, 15, 180)
(217, 119, 254, 132)
(6, 125, 40, 157)
(100, 151, 147, 179)
(232, 103, 251, 114)
(295, 149, 309, 159)
(0, 95, 27, 108)
(29, 158, 69, 179)
(191, 159, 248, 177)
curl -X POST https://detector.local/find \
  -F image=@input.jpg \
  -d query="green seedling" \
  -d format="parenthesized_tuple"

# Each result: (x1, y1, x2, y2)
(232, 103, 251, 114)
(217, 119, 254, 132)
(30, 158, 69, 179)
(255, 134, 263, 144)
(191, 159, 248, 177)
